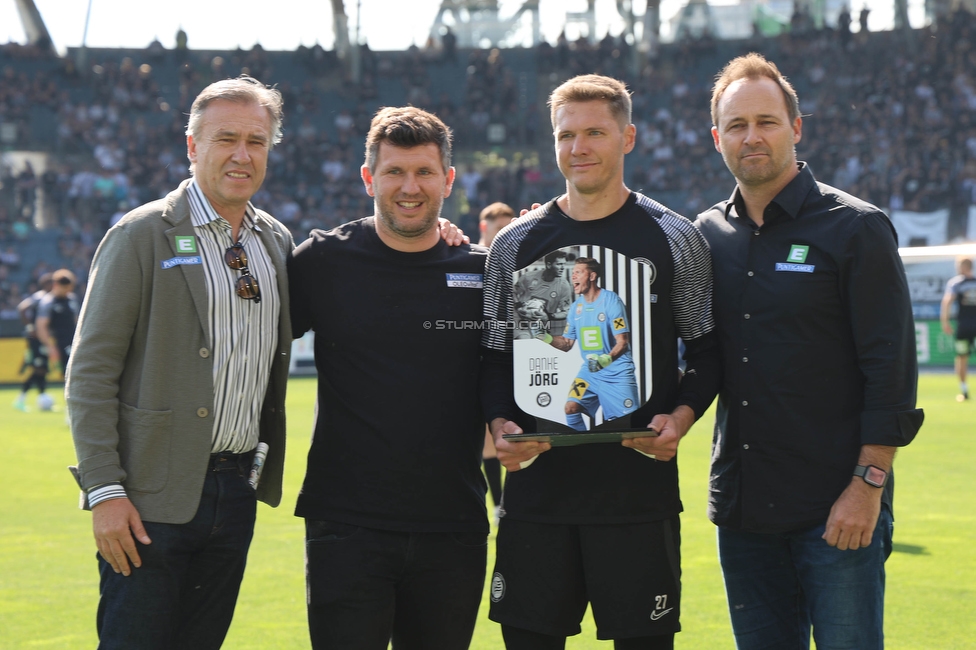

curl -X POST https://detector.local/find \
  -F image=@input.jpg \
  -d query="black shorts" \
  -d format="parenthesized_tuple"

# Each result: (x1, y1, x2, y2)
(27, 338, 49, 372)
(488, 516, 681, 640)
(955, 329, 976, 356)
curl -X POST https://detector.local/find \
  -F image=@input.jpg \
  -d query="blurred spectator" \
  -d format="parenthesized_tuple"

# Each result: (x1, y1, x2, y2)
(838, 6, 852, 49)
(175, 26, 188, 60)
(859, 7, 870, 32)
(15, 162, 37, 219)
(442, 26, 457, 63)
(0, 245, 21, 267)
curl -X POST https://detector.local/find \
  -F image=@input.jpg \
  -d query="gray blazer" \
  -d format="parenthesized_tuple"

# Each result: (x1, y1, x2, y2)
(67, 179, 293, 524)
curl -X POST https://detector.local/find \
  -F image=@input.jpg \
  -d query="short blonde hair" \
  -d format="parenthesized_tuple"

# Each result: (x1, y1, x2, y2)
(548, 75, 631, 129)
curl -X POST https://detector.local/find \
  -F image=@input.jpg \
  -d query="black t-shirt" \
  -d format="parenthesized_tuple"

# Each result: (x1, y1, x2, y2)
(289, 218, 489, 533)
(945, 273, 976, 335)
(482, 192, 720, 524)
(37, 293, 79, 344)
(21, 289, 46, 337)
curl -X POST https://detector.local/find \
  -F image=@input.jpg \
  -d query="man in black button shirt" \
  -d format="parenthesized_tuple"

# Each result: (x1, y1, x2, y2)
(696, 53, 923, 650)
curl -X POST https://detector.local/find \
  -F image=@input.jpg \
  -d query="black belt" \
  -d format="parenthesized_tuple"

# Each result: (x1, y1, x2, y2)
(208, 450, 254, 473)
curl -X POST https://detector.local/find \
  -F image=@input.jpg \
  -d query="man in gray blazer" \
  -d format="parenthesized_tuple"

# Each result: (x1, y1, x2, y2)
(66, 76, 293, 650)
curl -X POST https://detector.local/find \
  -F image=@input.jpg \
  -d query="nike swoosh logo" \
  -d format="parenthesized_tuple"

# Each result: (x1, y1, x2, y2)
(649, 607, 673, 621)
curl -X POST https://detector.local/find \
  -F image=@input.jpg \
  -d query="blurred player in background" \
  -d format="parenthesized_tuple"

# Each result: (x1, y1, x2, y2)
(480, 201, 514, 248)
(13, 272, 53, 411)
(939, 257, 976, 402)
(941, 257, 976, 401)
(35, 269, 79, 381)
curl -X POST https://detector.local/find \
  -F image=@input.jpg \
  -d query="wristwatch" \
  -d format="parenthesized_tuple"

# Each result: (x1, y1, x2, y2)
(853, 464, 888, 488)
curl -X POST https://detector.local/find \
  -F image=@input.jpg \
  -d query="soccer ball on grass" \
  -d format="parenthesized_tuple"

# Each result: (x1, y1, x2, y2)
(37, 393, 55, 411)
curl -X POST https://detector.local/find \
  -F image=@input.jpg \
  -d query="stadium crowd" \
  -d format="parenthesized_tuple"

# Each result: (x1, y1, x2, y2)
(2, 6, 976, 320)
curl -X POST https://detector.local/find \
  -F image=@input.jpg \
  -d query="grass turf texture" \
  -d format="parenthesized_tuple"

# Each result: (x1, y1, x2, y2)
(0, 374, 972, 649)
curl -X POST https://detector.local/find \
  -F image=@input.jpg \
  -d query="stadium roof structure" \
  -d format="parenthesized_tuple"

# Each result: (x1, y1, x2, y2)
(12, 0, 55, 54)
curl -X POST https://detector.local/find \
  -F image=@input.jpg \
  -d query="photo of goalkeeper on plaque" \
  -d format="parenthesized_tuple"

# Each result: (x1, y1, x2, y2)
(512, 249, 574, 340)
(512, 245, 654, 437)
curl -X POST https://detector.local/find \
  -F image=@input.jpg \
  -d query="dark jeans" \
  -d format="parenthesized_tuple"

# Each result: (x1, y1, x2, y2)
(718, 505, 893, 650)
(305, 520, 487, 650)
(96, 453, 257, 650)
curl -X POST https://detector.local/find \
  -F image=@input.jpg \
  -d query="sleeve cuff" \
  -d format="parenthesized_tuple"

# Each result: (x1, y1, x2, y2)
(87, 482, 128, 508)
(860, 408, 924, 447)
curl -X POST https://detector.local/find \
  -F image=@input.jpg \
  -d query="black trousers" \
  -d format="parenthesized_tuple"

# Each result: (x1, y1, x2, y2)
(305, 520, 487, 650)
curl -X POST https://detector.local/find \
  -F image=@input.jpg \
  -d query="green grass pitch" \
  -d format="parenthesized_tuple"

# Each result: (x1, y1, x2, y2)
(1, 374, 973, 648)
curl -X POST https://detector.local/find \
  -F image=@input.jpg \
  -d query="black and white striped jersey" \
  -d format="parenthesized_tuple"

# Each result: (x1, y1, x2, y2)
(481, 192, 721, 524)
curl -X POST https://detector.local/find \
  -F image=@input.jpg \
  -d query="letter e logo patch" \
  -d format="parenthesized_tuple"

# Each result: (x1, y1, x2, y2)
(175, 236, 198, 254)
(787, 245, 809, 263)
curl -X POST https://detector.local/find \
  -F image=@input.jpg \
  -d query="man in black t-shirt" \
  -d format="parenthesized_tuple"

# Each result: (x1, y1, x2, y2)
(288, 107, 487, 650)
(483, 75, 720, 649)
(941, 257, 976, 400)
(35, 269, 79, 377)
(13, 272, 53, 411)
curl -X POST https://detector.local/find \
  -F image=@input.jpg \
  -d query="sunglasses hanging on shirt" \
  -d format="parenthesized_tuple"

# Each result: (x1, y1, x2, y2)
(224, 243, 261, 303)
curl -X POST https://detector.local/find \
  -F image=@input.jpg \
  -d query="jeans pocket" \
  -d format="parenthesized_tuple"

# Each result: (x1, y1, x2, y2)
(306, 520, 363, 544)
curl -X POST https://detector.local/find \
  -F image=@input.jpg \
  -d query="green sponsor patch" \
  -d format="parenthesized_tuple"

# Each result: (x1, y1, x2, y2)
(175, 236, 198, 254)
(580, 326, 604, 351)
(787, 244, 809, 263)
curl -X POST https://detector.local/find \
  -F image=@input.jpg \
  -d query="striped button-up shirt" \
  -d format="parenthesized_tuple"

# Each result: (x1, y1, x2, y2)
(186, 179, 280, 454)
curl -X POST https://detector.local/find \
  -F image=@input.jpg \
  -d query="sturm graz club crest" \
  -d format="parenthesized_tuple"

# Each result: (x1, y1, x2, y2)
(490, 572, 506, 602)
(632, 257, 657, 284)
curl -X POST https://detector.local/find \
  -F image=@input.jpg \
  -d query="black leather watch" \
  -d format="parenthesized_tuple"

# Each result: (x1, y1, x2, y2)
(853, 464, 888, 488)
